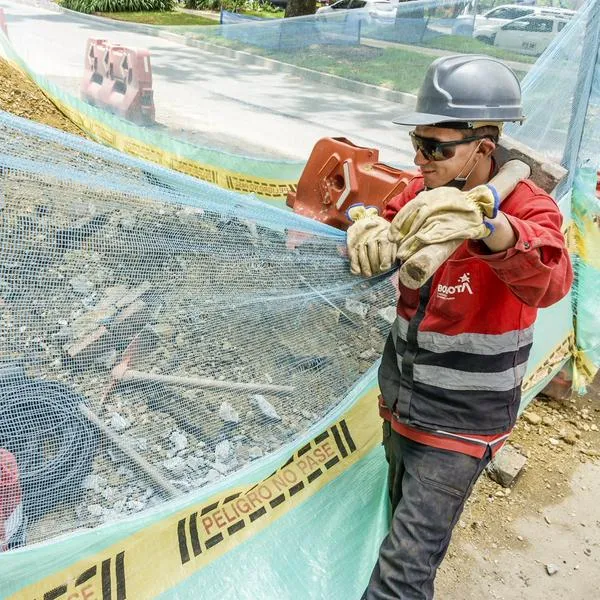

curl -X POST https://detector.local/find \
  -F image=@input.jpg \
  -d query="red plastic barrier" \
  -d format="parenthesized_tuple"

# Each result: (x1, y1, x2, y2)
(287, 137, 415, 231)
(0, 8, 8, 38)
(80, 38, 155, 126)
(81, 38, 111, 107)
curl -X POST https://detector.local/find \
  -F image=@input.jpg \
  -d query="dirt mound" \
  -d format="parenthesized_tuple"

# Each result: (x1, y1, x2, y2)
(0, 59, 85, 136)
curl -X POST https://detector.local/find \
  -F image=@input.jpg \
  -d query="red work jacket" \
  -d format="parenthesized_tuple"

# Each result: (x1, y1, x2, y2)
(377, 175, 573, 453)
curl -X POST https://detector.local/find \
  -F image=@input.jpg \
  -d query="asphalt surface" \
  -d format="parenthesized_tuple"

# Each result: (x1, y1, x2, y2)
(0, 0, 417, 165)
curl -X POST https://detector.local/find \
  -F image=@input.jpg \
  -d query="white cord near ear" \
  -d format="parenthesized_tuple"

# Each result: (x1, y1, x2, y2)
(450, 140, 485, 188)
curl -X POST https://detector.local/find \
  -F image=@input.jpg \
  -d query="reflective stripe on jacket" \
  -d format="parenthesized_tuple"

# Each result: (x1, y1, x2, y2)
(379, 176, 573, 435)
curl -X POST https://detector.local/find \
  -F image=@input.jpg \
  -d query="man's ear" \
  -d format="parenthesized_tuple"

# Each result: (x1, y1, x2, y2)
(479, 138, 496, 158)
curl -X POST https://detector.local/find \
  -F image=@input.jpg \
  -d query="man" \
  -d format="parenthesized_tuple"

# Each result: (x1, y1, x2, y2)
(347, 55, 573, 599)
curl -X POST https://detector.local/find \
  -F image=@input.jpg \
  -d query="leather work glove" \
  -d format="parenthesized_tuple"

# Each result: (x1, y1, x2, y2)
(388, 185, 499, 262)
(346, 206, 398, 277)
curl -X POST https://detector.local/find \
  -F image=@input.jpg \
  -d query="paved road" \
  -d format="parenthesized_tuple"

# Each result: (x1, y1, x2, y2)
(0, 0, 417, 166)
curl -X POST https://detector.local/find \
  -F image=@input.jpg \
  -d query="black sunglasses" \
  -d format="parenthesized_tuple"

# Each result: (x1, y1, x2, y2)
(409, 131, 486, 162)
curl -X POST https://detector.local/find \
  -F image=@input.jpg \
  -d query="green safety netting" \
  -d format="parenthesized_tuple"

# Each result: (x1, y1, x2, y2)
(0, 0, 597, 598)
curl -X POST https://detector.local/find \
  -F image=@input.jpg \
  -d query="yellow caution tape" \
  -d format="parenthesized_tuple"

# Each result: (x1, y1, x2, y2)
(52, 97, 297, 200)
(10, 386, 381, 600)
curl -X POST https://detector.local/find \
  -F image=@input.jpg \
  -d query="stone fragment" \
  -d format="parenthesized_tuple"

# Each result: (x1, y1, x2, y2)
(219, 401, 239, 423)
(69, 275, 94, 295)
(523, 412, 542, 425)
(206, 469, 222, 483)
(248, 446, 263, 459)
(101, 487, 117, 502)
(127, 499, 146, 512)
(87, 504, 104, 517)
(250, 394, 281, 421)
(486, 444, 527, 488)
(359, 348, 380, 361)
(81, 474, 107, 492)
(95, 348, 118, 370)
(215, 440, 232, 463)
(163, 456, 186, 476)
(545, 564, 558, 576)
(109, 412, 130, 432)
(170, 430, 188, 452)
(345, 299, 369, 319)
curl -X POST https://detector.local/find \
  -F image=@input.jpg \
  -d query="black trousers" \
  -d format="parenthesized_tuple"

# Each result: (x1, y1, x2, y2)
(362, 423, 491, 600)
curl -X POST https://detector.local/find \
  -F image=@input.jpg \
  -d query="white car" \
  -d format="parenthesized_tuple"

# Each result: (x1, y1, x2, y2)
(452, 3, 575, 43)
(316, 0, 398, 23)
(493, 14, 571, 55)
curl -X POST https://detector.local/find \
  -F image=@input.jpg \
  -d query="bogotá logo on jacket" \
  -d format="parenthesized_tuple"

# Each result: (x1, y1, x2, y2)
(436, 273, 473, 300)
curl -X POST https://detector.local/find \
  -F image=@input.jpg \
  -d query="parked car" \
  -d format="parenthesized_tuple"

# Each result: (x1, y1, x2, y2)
(452, 3, 575, 42)
(493, 13, 571, 55)
(316, 0, 398, 22)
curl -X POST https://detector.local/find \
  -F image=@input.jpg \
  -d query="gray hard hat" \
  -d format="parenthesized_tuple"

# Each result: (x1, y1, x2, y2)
(394, 55, 525, 126)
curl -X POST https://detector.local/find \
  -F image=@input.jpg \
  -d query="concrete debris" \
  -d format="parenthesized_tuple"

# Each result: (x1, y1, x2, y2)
(82, 474, 107, 493)
(127, 499, 146, 512)
(101, 487, 117, 502)
(87, 504, 104, 517)
(205, 469, 222, 483)
(109, 412, 131, 432)
(215, 440, 232, 463)
(170, 430, 188, 452)
(545, 563, 559, 576)
(359, 348, 380, 361)
(345, 299, 369, 319)
(248, 446, 263, 459)
(486, 444, 527, 488)
(561, 432, 577, 445)
(250, 394, 281, 421)
(135, 438, 148, 452)
(3, 176, 399, 543)
(69, 275, 94, 295)
(219, 401, 240, 423)
(163, 456, 186, 476)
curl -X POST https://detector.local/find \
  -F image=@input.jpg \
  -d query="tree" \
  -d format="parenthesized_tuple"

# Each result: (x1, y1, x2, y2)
(284, 0, 317, 18)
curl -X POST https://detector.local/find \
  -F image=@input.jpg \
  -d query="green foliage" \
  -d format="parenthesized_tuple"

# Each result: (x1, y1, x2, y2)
(422, 36, 537, 64)
(61, 0, 174, 13)
(243, 0, 283, 16)
(184, 0, 279, 13)
(97, 10, 217, 23)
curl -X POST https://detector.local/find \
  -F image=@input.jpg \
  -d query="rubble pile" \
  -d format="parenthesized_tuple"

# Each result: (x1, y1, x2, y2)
(0, 168, 396, 543)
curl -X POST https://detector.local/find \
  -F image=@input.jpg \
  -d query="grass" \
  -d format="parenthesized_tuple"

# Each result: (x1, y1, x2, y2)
(96, 11, 218, 25)
(186, 30, 532, 91)
(421, 35, 537, 64)
(271, 45, 434, 94)
(242, 8, 284, 18)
